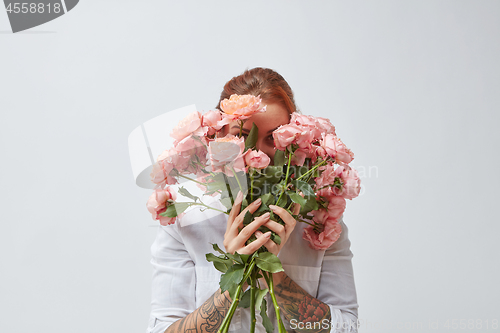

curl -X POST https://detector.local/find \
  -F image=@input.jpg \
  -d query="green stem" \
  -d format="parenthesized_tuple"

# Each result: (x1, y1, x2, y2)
(250, 173, 254, 202)
(262, 271, 286, 333)
(295, 159, 327, 182)
(250, 269, 256, 333)
(176, 173, 205, 185)
(189, 202, 228, 215)
(219, 260, 257, 333)
(276, 153, 293, 206)
(297, 218, 316, 227)
(218, 283, 244, 333)
(229, 166, 244, 195)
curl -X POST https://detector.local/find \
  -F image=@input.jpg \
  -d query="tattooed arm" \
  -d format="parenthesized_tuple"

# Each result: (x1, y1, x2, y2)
(272, 271, 332, 333)
(165, 289, 232, 333)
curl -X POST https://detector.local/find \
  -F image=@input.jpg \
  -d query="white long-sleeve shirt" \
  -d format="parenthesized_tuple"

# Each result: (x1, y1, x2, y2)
(147, 198, 359, 333)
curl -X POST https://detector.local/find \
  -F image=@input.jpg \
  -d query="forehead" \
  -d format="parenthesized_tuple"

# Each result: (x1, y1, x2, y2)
(241, 103, 290, 132)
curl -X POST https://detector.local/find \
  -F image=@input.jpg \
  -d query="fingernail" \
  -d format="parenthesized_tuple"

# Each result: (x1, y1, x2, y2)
(254, 198, 262, 205)
(261, 212, 270, 219)
(264, 231, 271, 238)
(236, 191, 243, 202)
(255, 231, 263, 237)
(269, 205, 277, 211)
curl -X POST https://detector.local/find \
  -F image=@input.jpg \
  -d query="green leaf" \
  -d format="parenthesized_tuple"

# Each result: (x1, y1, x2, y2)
(263, 166, 284, 183)
(254, 288, 269, 311)
(255, 252, 284, 273)
(239, 289, 251, 308)
(271, 234, 281, 245)
(273, 149, 285, 167)
(276, 193, 289, 207)
(219, 264, 245, 293)
(299, 195, 319, 215)
(261, 193, 274, 206)
(206, 252, 232, 273)
(220, 197, 232, 210)
(227, 283, 239, 302)
(206, 180, 228, 192)
(211, 243, 225, 255)
(226, 252, 244, 264)
(240, 254, 251, 264)
(244, 123, 259, 151)
(160, 202, 190, 217)
(178, 187, 199, 202)
(291, 179, 315, 197)
(213, 261, 229, 273)
(287, 191, 307, 206)
(243, 211, 253, 226)
(255, 193, 273, 214)
(205, 253, 223, 262)
(241, 198, 249, 211)
(205, 253, 232, 264)
(260, 299, 274, 333)
(290, 165, 309, 179)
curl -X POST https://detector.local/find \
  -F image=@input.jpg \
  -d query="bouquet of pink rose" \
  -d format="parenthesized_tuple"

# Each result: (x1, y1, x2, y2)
(146, 95, 360, 333)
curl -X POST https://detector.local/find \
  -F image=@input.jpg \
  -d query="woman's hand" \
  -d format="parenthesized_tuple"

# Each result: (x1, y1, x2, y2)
(255, 204, 299, 256)
(224, 192, 273, 255)
(223, 192, 299, 256)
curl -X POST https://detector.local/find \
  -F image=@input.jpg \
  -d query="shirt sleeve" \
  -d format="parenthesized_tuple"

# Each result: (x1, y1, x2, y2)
(147, 224, 196, 333)
(316, 217, 359, 333)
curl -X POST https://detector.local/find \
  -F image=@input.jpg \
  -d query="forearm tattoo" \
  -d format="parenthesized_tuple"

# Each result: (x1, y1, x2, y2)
(275, 275, 332, 333)
(166, 290, 232, 333)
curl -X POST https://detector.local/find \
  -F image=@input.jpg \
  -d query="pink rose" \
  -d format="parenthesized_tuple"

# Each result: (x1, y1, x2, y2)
(315, 145, 327, 159)
(291, 148, 308, 166)
(170, 111, 207, 142)
(151, 148, 178, 188)
(208, 134, 246, 174)
(290, 113, 323, 141)
(290, 113, 318, 127)
(290, 113, 336, 142)
(320, 134, 354, 164)
(314, 164, 337, 190)
(315, 117, 336, 135)
(174, 135, 201, 152)
(302, 217, 342, 250)
(314, 164, 360, 200)
(171, 135, 208, 175)
(273, 124, 303, 150)
(146, 187, 178, 226)
(332, 166, 361, 200)
(244, 150, 271, 169)
(325, 196, 346, 219)
(294, 129, 316, 149)
(220, 94, 266, 121)
(195, 173, 218, 196)
(202, 110, 229, 136)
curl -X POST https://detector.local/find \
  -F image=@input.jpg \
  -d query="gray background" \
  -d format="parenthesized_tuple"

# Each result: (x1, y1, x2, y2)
(1, 1, 499, 332)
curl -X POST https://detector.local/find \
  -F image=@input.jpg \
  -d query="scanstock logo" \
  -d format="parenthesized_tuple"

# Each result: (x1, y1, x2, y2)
(3, 0, 79, 33)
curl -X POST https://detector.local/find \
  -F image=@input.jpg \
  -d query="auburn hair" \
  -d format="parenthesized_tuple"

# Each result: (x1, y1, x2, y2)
(216, 67, 299, 116)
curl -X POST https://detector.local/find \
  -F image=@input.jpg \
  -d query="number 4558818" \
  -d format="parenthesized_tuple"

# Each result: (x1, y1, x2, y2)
(443, 319, 498, 330)
(6, 3, 62, 14)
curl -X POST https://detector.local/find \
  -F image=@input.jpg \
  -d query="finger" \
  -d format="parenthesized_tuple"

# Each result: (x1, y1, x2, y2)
(239, 231, 271, 255)
(226, 191, 244, 233)
(269, 205, 297, 239)
(263, 221, 286, 240)
(262, 238, 279, 255)
(233, 212, 270, 244)
(255, 231, 280, 255)
(231, 197, 263, 232)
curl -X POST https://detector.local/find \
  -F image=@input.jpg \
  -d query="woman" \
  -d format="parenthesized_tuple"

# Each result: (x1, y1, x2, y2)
(148, 68, 358, 333)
